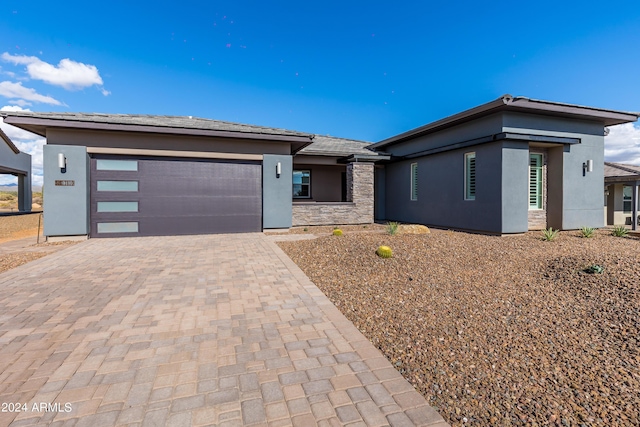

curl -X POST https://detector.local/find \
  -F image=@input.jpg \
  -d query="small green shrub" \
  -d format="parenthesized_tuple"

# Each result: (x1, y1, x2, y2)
(541, 227, 559, 241)
(585, 264, 604, 274)
(580, 226, 595, 238)
(363, 225, 368, 229)
(332, 229, 343, 236)
(612, 225, 628, 237)
(376, 245, 393, 258)
(386, 221, 399, 235)
(303, 227, 308, 232)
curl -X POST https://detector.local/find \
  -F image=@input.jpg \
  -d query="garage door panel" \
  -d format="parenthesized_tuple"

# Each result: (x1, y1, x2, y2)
(91, 155, 262, 237)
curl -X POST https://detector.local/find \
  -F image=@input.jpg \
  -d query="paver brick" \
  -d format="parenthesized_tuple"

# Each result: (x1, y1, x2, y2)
(241, 398, 267, 424)
(335, 405, 361, 423)
(0, 234, 447, 427)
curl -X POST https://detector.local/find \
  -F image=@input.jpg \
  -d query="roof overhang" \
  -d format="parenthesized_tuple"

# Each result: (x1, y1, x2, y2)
(371, 95, 640, 150)
(337, 153, 391, 163)
(1, 115, 314, 153)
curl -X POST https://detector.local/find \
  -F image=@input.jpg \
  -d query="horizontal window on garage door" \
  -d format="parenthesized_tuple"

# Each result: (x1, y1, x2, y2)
(97, 181, 138, 192)
(97, 201, 139, 212)
(97, 222, 139, 234)
(96, 159, 138, 171)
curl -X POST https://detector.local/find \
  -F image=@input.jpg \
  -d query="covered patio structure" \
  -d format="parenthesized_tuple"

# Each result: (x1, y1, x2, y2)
(0, 128, 31, 212)
(604, 162, 639, 231)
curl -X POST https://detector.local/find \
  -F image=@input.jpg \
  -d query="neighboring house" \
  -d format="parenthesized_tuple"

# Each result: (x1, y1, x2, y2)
(604, 162, 639, 230)
(369, 95, 639, 234)
(0, 128, 31, 212)
(1, 95, 638, 239)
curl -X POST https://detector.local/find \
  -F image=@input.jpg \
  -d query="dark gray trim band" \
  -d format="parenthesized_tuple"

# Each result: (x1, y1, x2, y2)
(401, 132, 581, 160)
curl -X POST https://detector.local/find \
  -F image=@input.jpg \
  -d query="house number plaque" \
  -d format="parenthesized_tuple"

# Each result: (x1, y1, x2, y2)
(54, 180, 75, 186)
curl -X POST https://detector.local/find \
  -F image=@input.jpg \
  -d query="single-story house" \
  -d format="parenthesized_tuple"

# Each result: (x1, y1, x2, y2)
(370, 95, 639, 234)
(604, 162, 639, 230)
(0, 127, 31, 212)
(1, 95, 638, 239)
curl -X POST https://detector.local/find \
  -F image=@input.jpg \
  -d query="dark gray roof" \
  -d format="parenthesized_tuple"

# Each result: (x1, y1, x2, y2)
(1, 111, 313, 140)
(372, 94, 640, 149)
(1, 111, 388, 158)
(605, 162, 640, 179)
(298, 134, 378, 157)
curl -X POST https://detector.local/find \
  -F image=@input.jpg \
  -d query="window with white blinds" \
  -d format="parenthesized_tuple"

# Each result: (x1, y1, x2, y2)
(410, 163, 418, 201)
(465, 152, 476, 200)
(529, 154, 543, 210)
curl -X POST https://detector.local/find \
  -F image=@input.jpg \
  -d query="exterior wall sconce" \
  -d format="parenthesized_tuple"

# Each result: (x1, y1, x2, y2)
(58, 153, 67, 173)
(583, 159, 593, 173)
(276, 162, 281, 178)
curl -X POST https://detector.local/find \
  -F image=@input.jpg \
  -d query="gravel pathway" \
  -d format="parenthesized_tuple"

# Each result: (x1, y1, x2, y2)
(277, 229, 639, 426)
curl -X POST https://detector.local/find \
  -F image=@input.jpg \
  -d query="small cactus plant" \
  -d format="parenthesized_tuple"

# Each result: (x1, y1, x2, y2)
(612, 225, 628, 237)
(332, 229, 343, 236)
(585, 264, 604, 274)
(386, 221, 399, 235)
(376, 245, 393, 258)
(580, 226, 595, 238)
(541, 227, 559, 241)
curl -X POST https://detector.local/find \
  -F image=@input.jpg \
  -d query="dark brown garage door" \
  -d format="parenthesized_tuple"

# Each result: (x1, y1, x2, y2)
(90, 155, 262, 237)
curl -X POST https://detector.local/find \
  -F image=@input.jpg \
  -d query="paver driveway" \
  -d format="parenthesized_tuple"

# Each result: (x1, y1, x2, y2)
(0, 233, 448, 427)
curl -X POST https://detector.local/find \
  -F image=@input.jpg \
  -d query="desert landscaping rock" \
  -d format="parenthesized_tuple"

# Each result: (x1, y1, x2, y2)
(278, 229, 640, 426)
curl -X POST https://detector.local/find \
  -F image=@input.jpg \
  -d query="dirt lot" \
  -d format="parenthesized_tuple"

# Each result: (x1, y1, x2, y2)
(0, 213, 77, 274)
(0, 212, 43, 243)
(278, 229, 639, 427)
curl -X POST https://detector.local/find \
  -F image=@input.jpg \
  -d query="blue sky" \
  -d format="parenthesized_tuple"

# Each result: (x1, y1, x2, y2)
(1, 0, 640, 185)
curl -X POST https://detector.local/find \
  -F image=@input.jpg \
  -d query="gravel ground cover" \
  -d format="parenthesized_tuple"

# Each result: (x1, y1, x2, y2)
(277, 229, 639, 426)
(0, 251, 49, 274)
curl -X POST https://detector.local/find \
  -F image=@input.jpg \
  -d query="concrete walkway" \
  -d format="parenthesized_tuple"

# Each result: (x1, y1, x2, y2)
(0, 233, 448, 427)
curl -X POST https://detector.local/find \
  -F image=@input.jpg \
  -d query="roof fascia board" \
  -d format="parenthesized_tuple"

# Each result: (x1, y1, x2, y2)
(605, 177, 640, 183)
(509, 98, 638, 126)
(2, 116, 314, 144)
(371, 96, 510, 149)
(372, 95, 639, 150)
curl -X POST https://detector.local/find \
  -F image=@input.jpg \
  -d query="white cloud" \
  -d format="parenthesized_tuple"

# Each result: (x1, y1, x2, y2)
(1, 105, 44, 187)
(0, 81, 62, 105)
(9, 99, 32, 107)
(101, 88, 111, 96)
(605, 123, 640, 166)
(2, 52, 104, 90)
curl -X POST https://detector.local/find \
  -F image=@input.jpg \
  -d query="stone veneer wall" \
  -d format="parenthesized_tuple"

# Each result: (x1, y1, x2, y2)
(527, 149, 548, 230)
(292, 162, 374, 226)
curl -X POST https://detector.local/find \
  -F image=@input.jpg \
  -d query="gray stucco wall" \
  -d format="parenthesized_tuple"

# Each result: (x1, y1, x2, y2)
(263, 154, 292, 229)
(381, 111, 609, 233)
(504, 112, 605, 229)
(385, 141, 508, 233)
(501, 141, 529, 233)
(374, 166, 386, 220)
(43, 145, 90, 236)
(0, 138, 31, 211)
(559, 136, 605, 228)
